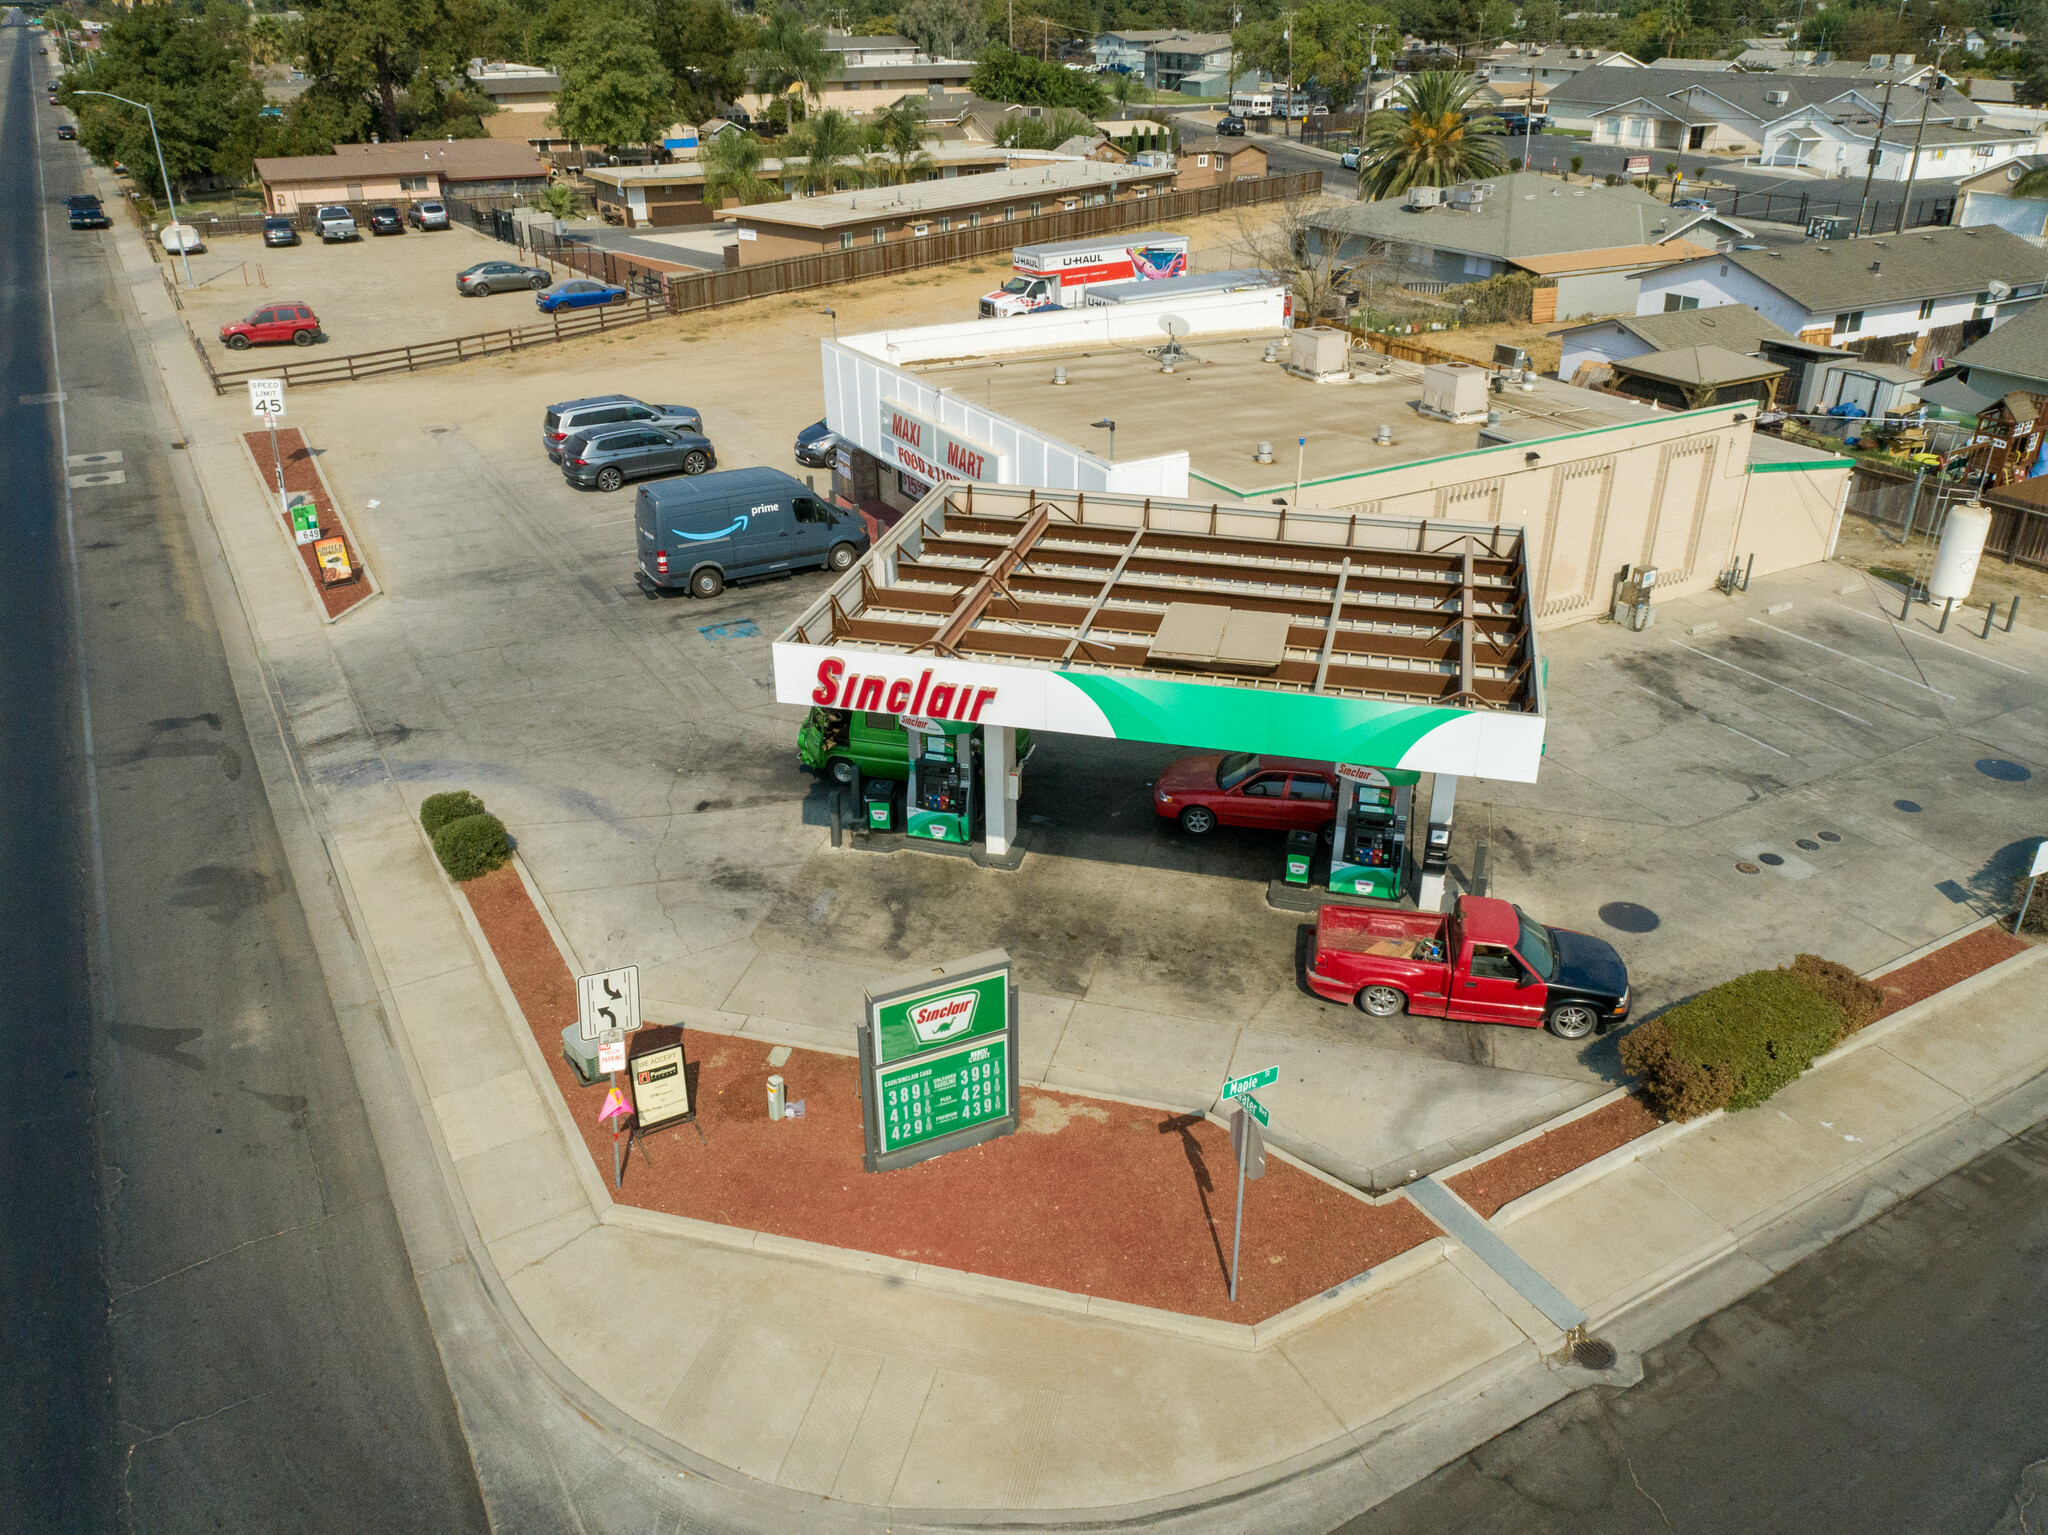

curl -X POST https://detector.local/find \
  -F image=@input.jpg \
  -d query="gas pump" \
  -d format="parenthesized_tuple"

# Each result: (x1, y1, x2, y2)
(1329, 764, 1416, 901)
(907, 721, 980, 843)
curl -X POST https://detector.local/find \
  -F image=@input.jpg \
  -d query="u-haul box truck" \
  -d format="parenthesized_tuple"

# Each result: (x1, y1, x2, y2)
(977, 231, 1191, 316)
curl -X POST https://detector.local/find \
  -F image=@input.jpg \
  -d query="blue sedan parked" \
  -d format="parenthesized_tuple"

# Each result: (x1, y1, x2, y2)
(536, 277, 629, 313)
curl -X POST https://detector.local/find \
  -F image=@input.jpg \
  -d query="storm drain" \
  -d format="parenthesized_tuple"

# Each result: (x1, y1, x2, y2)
(1736, 862, 1760, 874)
(1573, 1336, 1619, 1371)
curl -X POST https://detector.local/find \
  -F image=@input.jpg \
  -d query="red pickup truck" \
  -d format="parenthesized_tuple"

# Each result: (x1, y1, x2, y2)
(1306, 895, 1630, 1039)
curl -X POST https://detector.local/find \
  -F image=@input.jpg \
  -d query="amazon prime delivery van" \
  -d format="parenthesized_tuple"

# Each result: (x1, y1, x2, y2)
(635, 467, 870, 598)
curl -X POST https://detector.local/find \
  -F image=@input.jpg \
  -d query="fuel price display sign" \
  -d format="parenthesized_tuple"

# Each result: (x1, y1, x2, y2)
(860, 950, 1018, 1172)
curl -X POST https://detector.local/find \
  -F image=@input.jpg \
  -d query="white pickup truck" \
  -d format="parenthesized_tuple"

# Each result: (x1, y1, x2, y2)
(314, 204, 359, 242)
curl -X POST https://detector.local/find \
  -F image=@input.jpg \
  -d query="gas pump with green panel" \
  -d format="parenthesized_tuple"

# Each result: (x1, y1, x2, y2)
(907, 719, 981, 843)
(1329, 765, 1418, 901)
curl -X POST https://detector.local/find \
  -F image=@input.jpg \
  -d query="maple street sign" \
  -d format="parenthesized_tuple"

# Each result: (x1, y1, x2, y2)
(1223, 1066, 1278, 1101)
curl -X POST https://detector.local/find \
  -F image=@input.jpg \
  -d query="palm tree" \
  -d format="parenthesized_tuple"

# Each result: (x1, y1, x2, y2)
(2013, 164, 2048, 199)
(1355, 72, 1504, 200)
(701, 130, 779, 209)
(870, 100, 937, 184)
(784, 108, 867, 194)
(1659, 0, 1691, 59)
(746, 6, 840, 121)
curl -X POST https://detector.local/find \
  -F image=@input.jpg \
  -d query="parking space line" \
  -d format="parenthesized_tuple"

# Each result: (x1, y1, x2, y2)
(1666, 640, 1874, 726)
(1631, 685, 1790, 756)
(1746, 619, 1957, 698)
(1820, 600, 2037, 677)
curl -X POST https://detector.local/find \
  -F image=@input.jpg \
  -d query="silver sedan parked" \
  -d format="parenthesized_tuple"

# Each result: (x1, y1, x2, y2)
(456, 259, 551, 296)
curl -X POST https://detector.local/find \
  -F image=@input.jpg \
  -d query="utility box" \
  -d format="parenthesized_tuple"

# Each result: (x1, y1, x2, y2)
(1611, 563, 1659, 630)
(1419, 362, 1490, 423)
(1283, 829, 1316, 886)
(1283, 326, 1352, 382)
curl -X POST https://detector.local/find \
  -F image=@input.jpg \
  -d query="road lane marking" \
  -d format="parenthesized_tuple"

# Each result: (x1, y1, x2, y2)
(67, 471, 125, 487)
(1820, 599, 2037, 677)
(1747, 618, 1957, 697)
(1631, 684, 1791, 756)
(1666, 640, 1875, 725)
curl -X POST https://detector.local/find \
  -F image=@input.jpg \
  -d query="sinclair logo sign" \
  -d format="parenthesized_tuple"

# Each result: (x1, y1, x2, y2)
(878, 400, 1003, 487)
(868, 959, 1010, 1066)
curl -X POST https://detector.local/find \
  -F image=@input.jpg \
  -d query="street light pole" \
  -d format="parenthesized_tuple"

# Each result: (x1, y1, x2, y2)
(74, 89, 190, 286)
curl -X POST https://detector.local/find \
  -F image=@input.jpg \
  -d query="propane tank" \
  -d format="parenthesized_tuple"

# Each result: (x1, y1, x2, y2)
(1926, 502, 1991, 603)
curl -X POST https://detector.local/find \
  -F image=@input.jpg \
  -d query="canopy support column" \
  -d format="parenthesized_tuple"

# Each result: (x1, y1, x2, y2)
(984, 725, 1017, 858)
(1417, 772, 1458, 912)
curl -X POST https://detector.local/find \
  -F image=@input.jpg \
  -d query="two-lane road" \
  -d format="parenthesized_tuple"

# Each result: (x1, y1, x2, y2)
(0, 20, 487, 1532)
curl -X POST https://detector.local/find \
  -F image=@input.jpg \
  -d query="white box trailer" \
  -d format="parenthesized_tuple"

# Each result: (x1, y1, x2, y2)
(1081, 267, 1286, 310)
(978, 231, 1191, 317)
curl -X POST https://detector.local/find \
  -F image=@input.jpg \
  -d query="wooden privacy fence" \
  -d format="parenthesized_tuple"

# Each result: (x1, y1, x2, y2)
(659, 171, 1323, 312)
(196, 296, 668, 394)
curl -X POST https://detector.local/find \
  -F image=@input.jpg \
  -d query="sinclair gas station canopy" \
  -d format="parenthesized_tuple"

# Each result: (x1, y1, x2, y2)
(773, 484, 1546, 781)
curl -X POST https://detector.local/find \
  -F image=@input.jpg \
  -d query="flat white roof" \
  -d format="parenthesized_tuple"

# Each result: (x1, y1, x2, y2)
(737, 161, 1170, 230)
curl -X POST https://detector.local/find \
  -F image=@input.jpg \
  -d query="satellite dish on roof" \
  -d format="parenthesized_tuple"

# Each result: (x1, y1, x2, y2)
(1160, 314, 1192, 338)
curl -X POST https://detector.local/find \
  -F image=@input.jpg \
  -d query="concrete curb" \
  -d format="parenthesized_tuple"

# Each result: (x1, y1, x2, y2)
(1428, 1084, 1634, 1186)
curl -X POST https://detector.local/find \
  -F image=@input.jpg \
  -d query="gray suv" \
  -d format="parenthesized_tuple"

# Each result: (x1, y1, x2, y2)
(459, 259, 551, 296)
(562, 426, 717, 491)
(543, 395, 703, 462)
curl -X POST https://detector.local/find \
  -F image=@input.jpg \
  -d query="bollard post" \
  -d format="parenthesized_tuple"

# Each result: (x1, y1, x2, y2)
(1472, 841, 1490, 898)
(1985, 601, 1997, 640)
(1939, 597, 1954, 634)
(2008, 596, 2021, 633)
(1901, 582, 1913, 620)
(1742, 553, 1754, 592)
(830, 789, 843, 848)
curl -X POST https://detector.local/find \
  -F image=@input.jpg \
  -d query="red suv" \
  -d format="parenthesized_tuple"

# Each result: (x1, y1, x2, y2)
(1153, 752, 1337, 836)
(220, 302, 320, 350)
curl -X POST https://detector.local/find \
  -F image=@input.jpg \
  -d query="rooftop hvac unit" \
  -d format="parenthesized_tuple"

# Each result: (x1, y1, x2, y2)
(1283, 326, 1353, 382)
(1448, 183, 1491, 208)
(1419, 362, 1490, 423)
(1870, 53, 1888, 68)
(1405, 184, 1442, 209)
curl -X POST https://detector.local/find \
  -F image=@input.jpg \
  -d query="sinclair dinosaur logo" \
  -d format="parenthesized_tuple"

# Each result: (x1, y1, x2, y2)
(907, 989, 979, 1045)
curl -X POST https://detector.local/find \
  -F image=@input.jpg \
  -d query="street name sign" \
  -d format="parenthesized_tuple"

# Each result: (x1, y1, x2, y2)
(861, 951, 1018, 1172)
(1239, 1090, 1269, 1128)
(1222, 1066, 1277, 1101)
(577, 965, 641, 1042)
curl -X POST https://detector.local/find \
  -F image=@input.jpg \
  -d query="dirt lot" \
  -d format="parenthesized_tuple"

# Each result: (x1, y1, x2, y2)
(1409, 316, 1584, 376)
(175, 219, 535, 363)
(1834, 507, 2048, 615)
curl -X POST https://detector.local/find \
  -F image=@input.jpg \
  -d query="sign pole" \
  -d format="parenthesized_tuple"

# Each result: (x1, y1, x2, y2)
(611, 1069, 623, 1188)
(266, 412, 289, 519)
(1229, 1125, 1246, 1302)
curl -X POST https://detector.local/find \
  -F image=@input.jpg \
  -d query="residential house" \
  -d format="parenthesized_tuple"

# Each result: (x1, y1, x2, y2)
(823, 34, 921, 67)
(466, 60, 570, 149)
(1092, 29, 1182, 72)
(1921, 298, 2048, 422)
(1956, 151, 2047, 195)
(1175, 136, 1266, 190)
(1962, 29, 1989, 54)
(254, 140, 548, 213)
(1053, 135, 1127, 162)
(913, 93, 1027, 145)
(1141, 33, 1234, 93)
(729, 159, 1176, 262)
(1472, 43, 1644, 91)
(1632, 226, 2048, 370)
(1759, 101, 2046, 180)
(1308, 172, 1745, 309)
(1556, 303, 1791, 380)
(1547, 65, 1922, 153)
(738, 56, 976, 119)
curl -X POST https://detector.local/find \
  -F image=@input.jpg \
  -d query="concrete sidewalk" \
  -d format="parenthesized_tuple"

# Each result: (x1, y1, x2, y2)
(109, 179, 2048, 1527)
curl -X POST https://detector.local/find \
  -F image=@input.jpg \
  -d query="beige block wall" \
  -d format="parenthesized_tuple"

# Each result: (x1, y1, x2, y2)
(1234, 412, 1843, 628)
(267, 175, 421, 213)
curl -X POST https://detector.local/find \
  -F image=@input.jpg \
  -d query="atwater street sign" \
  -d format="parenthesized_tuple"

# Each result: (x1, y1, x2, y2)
(861, 950, 1018, 1172)
(1239, 1090, 1270, 1128)
(1223, 1066, 1277, 1101)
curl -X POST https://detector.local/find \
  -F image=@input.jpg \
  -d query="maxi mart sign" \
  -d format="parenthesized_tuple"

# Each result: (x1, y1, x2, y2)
(860, 951, 1019, 1172)
(879, 400, 1006, 488)
(773, 643, 1546, 781)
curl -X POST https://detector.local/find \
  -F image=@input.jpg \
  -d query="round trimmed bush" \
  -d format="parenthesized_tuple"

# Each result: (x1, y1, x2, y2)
(420, 790, 488, 838)
(432, 813, 511, 882)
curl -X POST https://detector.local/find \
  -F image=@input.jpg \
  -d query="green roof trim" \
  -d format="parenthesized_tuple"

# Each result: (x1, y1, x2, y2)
(1746, 454, 1856, 473)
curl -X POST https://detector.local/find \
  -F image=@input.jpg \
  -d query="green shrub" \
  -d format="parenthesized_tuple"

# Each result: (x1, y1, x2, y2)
(420, 790, 488, 838)
(1782, 954, 1884, 1033)
(2017, 874, 2048, 935)
(432, 813, 511, 881)
(1620, 970, 1846, 1119)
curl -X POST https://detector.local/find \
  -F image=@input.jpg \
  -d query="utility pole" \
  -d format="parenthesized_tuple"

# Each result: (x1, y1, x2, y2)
(1286, 15, 1295, 139)
(1856, 72, 1897, 234)
(1893, 31, 1950, 233)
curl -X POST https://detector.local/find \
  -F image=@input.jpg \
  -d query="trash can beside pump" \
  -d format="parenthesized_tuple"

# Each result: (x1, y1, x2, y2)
(864, 777, 902, 832)
(1283, 829, 1316, 886)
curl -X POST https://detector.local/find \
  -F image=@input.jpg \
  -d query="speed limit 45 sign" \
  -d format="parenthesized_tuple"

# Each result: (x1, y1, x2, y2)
(247, 379, 285, 418)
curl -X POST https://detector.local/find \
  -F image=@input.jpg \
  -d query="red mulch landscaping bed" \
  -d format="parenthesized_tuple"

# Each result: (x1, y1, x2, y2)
(459, 863, 1438, 1323)
(242, 426, 371, 618)
(1870, 925, 2027, 1020)
(1446, 1095, 1662, 1220)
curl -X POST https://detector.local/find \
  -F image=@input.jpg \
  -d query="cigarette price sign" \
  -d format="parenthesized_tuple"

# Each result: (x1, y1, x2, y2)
(861, 950, 1018, 1172)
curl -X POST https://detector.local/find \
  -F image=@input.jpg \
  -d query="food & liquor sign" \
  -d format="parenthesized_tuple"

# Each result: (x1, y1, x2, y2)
(860, 950, 1018, 1172)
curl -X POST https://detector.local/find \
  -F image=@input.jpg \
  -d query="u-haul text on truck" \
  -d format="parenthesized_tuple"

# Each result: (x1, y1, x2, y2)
(978, 231, 1191, 317)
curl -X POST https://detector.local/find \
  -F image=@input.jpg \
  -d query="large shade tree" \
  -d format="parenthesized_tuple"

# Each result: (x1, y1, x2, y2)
(550, 12, 674, 147)
(1355, 71, 1503, 200)
(62, 6, 264, 197)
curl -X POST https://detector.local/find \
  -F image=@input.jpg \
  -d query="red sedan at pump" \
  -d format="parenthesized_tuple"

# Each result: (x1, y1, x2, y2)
(1153, 752, 1337, 835)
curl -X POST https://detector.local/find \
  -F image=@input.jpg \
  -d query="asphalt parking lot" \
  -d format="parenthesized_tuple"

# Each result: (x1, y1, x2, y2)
(164, 229, 2048, 1192)
(172, 218, 547, 363)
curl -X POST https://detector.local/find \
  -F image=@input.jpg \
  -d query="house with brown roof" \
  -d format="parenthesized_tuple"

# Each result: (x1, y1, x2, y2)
(1174, 136, 1266, 190)
(254, 141, 548, 213)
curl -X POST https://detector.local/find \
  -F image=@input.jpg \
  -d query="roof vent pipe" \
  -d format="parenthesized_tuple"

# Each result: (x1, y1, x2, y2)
(1255, 441, 1274, 463)
(1052, 365, 1068, 385)
(1376, 423, 1393, 444)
